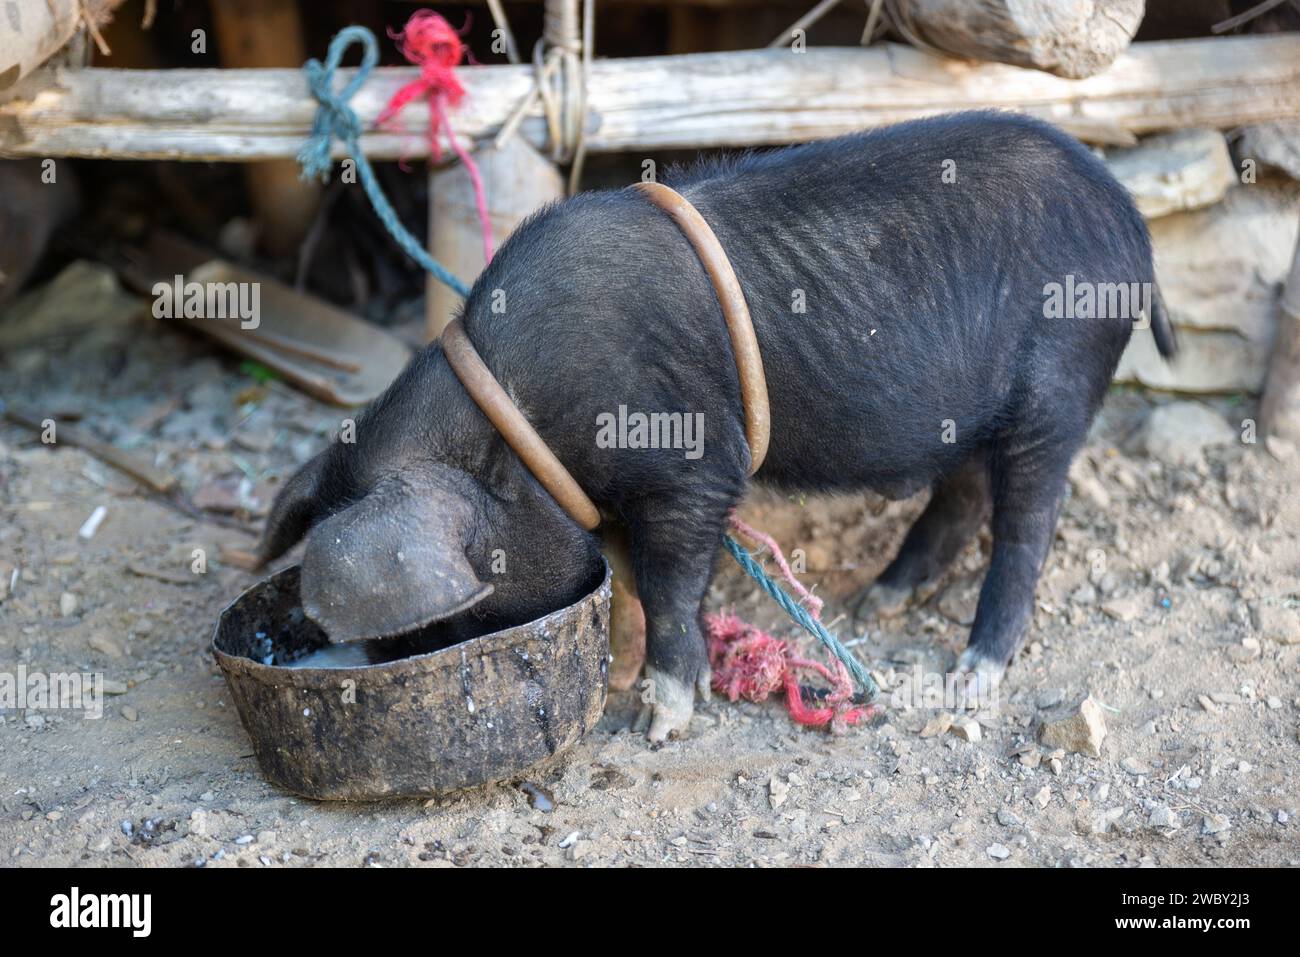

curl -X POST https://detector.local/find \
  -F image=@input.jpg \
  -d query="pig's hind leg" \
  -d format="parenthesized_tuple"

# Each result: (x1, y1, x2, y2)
(956, 419, 1082, 686)
(850, 453, 990, 625)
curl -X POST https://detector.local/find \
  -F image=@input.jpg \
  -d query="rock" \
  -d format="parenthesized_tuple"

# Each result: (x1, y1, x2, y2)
(1070, 584, 1098, 606)
(120, 706, 138, 722)
(1122, 756, 1153, 776)
(1091, 806, 1126, 835)
(1227, 638, 1261, 663)
(1201, 814, 1231, 836)
(768, 777, 790, 810)
(1115, 181, 1300, 393)
(1106, 129, 1235, 219)
(59, 591, 79, 618)
(937, 580, 979, 627)
(1069, 457, 1112, 508)
(948, 718, 981, 743)
(1257, 603, 1300, 645)
(0, 261, 145, 352)
(997, 808, 1024, 828)
(1039, 696, 1108, 758)
(1147, 805, 1180, 829)
(1037, 688, 1066, 710)
(920, 713, 953, 738)
(1034, 786, 1051, 810)
(88, 634, 124, 658)
(1101, 596, 1141, 623)
(986, 843, 1011, 861)
(1136, 402, 1236, 468)
(189, 809, 209, 836)
(1235, 121, 1300, 180)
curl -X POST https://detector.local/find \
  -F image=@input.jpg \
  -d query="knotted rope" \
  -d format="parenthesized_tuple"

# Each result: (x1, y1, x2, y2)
(493, 0, 594, 193)
(722, 531, 880, 704)
(298, 25, 471, 298)
(377, 11, 494, 265)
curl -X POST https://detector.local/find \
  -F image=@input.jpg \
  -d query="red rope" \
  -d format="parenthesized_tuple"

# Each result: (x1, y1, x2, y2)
(376, 10, 494, 265)
(707, 516, 874, 733)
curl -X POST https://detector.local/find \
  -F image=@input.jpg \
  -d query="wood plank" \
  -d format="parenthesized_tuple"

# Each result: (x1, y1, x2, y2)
(2, 36, 1299, 160)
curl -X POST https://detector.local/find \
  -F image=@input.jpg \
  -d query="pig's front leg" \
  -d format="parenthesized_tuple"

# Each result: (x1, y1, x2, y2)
(627, 496, 729, 742)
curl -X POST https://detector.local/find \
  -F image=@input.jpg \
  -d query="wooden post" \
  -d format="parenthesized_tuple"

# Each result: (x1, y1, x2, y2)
(1260, 235, 1300, 443)
(209, 0, 319, 258)
(425, 136, 564, 341)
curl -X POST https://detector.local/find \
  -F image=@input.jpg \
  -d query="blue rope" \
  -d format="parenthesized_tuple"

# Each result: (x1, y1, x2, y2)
(297, 27, 877, 702)
(723, 535, 879, 700)
(298, 26, 470, 298)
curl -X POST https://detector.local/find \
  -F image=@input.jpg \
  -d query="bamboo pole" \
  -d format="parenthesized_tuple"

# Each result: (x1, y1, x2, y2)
(3, 36, 1299, 160)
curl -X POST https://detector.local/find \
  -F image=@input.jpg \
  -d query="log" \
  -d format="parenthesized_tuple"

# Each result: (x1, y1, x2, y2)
(3, 36, 1300, 160)
(890, 0, 1145, 79)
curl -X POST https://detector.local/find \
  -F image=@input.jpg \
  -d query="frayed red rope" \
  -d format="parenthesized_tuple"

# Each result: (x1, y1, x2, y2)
(376, 10, 494, 265)
(705, 613, 869, 733)
(707, 514, 874, 733)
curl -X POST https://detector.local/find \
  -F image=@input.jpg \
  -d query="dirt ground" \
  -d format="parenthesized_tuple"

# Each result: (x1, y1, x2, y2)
(2, 265, 1298, 868)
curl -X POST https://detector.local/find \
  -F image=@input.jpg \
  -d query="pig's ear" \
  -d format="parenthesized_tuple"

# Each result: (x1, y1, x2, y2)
(299, 474, 493, 642)
(257, 450, 331, 567)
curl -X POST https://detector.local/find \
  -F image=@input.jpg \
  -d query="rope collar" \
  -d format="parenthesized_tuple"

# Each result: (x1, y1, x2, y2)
(441, 183, 771, 530)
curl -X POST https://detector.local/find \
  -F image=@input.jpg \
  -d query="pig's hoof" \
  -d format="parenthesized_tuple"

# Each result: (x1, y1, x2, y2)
(637, 664, 709, 743)
(953, 647, 1006, 708)
(849, 581, 913, 624)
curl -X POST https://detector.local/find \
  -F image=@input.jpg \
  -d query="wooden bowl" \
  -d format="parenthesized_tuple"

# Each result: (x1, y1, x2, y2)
(212, 560, 610, 801)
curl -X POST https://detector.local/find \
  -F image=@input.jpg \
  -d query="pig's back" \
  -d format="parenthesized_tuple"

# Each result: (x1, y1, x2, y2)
(666, 112, 1150, 491)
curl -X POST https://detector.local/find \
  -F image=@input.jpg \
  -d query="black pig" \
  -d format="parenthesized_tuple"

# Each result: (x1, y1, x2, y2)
(259, 111, 1175, 740)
